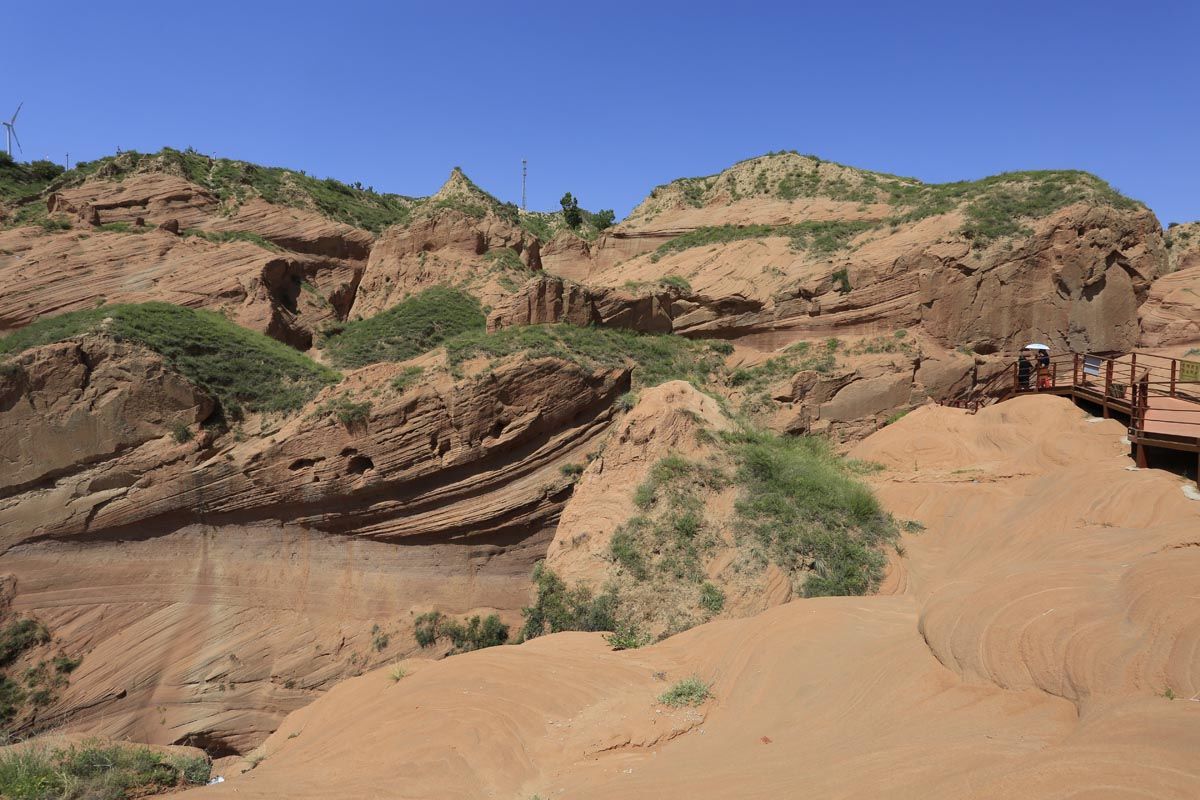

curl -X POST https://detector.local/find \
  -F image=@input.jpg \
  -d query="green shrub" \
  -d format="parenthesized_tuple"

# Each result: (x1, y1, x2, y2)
(314, 395, 372, 426)
(658, 275, 692, 293)
(699, 582, 725, 613)
(559, 462, 585, 480)
(590, 209, 615, 230)
(441, 615, 509, 652)
(658, 677, 711, 707)
(520, 564, 618, 640)
(604, 621, 651, 651)
(0, 741, 211, 800)
(413, 612, 443, 648)
(170, 421, 193, 443)
(483, 247, 525, 272)
(831, 268, 852, 294)
(0, 620, 49, 668)
(371, 627, 389, 651)
(52, 654, 81, 674)
(609, 526, 649, 580)
(0, 303, 340, 414)
(560, 192, 582, 228)
(321, 287, 485, 368)
(413, 612, 509, 653)
(0, 677, 25, 726)
(390, 365, 425, 392)
(610, 456, 725, 591)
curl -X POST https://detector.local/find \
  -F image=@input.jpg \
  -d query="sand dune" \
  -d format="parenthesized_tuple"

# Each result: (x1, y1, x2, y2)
(184, 394, 1200, 799)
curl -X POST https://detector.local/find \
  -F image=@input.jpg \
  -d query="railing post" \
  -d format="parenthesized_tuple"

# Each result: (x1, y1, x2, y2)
(1104, 357, 1113, 419)
(1073, 353, 1080, 387)
(1130, 353, 1137, 388)
(1170, 359, 1177, 397)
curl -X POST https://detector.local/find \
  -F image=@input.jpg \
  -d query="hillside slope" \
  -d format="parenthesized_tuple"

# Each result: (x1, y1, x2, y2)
(543, 152, 1165, 356)
(181, 395, 1200, 799)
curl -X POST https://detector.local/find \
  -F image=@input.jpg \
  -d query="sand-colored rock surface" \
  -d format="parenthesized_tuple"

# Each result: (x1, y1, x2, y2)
(0, 336, 629, 750)
(183, 394, 1199, 798)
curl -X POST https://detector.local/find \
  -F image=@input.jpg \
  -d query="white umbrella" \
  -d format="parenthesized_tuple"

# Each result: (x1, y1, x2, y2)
(1025, 343, 1051, 351)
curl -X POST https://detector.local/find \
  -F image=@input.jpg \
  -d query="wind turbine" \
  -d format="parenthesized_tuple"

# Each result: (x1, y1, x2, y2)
(3, 102, 23, 158)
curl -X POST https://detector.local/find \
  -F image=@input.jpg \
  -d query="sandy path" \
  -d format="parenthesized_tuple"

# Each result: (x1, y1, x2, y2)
(186, 395, 1200, 799)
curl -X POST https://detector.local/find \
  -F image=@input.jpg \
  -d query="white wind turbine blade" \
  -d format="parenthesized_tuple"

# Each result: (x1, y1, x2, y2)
(10, 102, 22, 125)
(10, 126, 21, 154)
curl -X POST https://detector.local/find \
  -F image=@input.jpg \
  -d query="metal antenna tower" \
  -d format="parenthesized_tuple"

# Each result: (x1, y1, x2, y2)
(521, 159, 527, 211)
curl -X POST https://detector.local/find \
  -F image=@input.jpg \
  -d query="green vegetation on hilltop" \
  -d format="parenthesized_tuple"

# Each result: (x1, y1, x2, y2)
(652, 220, 873, 262)
(0, 740, 210, 800)
(0, 303, 339, 414)
(444, 323, 732, 389)
(882, 169, 1140, 246)
(0, 153, 65, 204)
(640, 151, 1144, 251)
(320, 286, 485, 369)
(55, 147, 414, 233)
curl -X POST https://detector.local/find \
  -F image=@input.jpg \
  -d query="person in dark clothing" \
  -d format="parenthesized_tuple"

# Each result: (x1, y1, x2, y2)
(1017, 353, 1033, 390)
(1037, 349, 1050, 370)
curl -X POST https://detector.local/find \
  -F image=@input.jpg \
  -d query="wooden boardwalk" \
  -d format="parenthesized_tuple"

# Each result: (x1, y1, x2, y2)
(944, 350, 1200, 484)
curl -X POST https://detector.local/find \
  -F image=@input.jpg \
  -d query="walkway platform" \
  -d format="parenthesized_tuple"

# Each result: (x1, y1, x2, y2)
(944, 350, 1200, 484)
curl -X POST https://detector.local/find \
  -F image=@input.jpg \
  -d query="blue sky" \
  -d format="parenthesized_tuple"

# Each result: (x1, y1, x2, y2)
(6, 0, 1199, 223)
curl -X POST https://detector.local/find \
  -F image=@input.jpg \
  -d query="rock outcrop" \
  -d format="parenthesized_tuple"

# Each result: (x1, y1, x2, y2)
(0, 336, 628, 751)
(2, 172, 371, 349)
(540, 154, 1167, 356)
(354, 170, 541, 316)
(486, 274, 675, 334)
(1139, 222, 1200, 349)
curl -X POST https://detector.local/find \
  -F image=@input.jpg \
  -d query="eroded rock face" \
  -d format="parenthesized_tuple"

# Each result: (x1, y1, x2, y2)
(0, 337, 628, 751)
(919, 205, 1162, 354)
(0, 337, 213, 496)
(486, 275, 675, 334)
(539, 157, 1167, 357)
(1140, 223, 1200, 349)
(4, 174, 369, 349)
(356, 209, 540, 317)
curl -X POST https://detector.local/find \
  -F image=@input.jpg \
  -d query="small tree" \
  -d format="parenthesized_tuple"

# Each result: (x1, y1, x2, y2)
(560, 192, 582, 229)
(591, 209, 615, 230)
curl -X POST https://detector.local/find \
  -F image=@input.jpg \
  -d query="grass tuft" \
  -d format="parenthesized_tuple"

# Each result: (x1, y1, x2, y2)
(658, 677, 711, 707)
(444, 323, 729, 390)
(0, 740, 210, 800)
